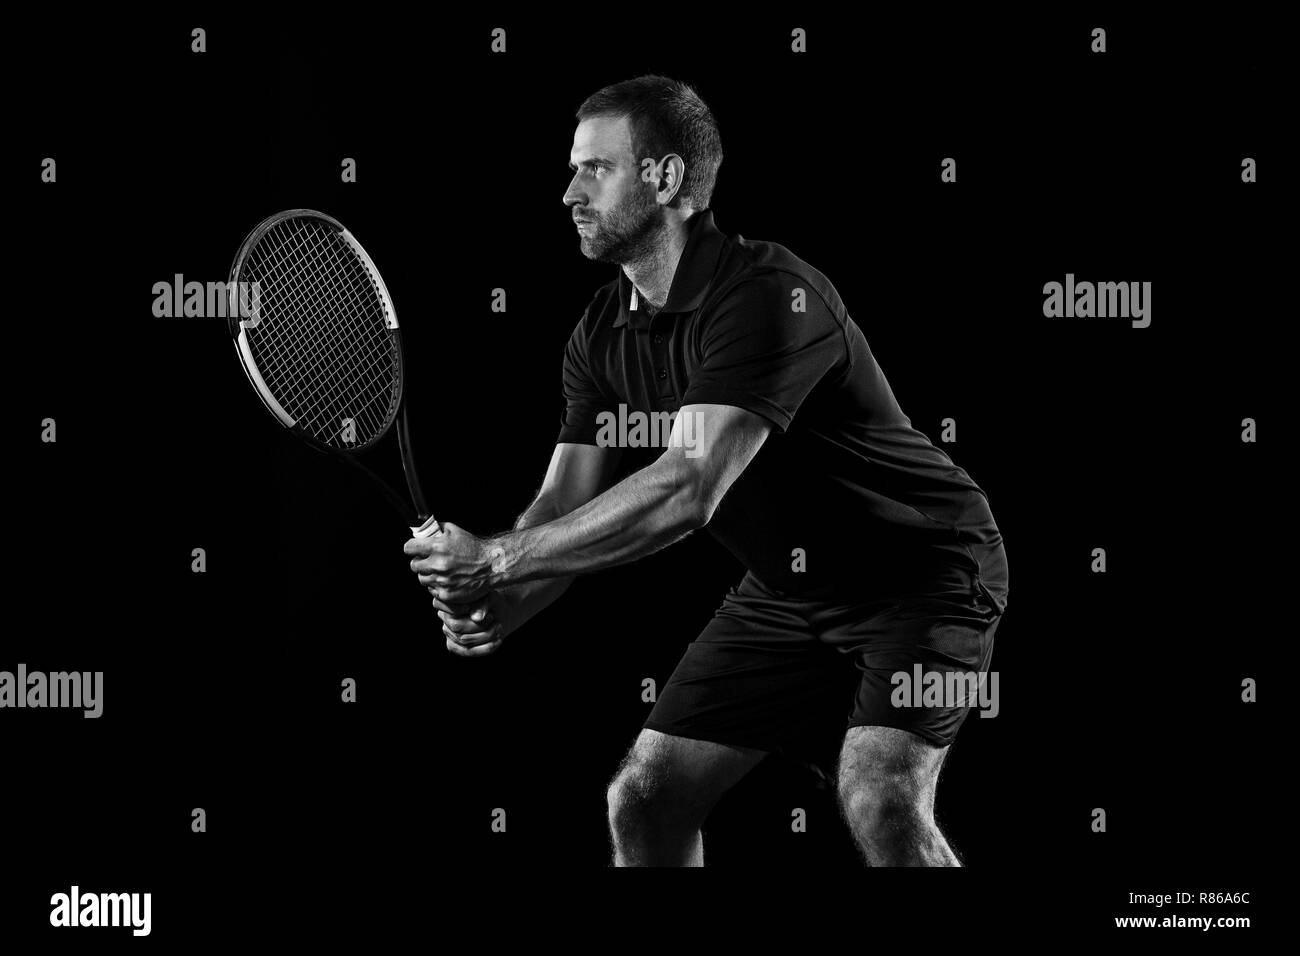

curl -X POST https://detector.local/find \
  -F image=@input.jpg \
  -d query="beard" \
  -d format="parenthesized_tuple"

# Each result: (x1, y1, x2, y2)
(579, 183, 664, 264)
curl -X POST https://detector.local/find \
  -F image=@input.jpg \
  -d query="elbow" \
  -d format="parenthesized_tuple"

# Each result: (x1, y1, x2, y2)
(668, 473, 716, 531)
(680, 496, 711, 531)
(656, 454, 719, 532)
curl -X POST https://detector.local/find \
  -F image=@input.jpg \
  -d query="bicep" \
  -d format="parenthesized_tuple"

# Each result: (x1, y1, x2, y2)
(541, 442, 624, 516)
(661, 403, 772, 515)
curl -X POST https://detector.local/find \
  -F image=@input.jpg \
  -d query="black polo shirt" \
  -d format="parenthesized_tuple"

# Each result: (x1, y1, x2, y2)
(558, 209, 1001, 599)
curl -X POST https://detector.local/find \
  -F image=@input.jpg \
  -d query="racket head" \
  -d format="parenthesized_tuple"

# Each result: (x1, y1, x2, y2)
(228, 209, 405, 455)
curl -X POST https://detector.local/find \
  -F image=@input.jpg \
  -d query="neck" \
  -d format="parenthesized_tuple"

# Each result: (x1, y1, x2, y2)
(623, 215, 691, 310)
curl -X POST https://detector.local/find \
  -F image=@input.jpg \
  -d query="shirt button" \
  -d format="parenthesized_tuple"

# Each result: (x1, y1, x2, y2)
(653, 334, 663, 344)
(657, 368, 668, 380)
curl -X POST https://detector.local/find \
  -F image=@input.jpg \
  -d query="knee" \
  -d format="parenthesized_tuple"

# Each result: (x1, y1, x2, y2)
(607, 764, 662, 836)
(607, 761, 696, 839)
(839, 774, 929, 840)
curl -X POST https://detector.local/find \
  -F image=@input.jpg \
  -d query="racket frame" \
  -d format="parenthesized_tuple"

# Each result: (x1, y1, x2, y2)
(227, 209, 436, 536)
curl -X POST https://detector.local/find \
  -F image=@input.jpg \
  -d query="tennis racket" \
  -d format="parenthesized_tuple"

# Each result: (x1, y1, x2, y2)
(227, 208, 441, 540)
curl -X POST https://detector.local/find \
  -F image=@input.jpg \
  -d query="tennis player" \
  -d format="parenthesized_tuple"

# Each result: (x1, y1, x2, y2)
(405, 75, 1008, 867)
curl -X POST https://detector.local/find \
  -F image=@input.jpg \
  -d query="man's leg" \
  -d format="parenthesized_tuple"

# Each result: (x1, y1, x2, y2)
(607, 728, 767, 866)
(836, 725, 959, 866)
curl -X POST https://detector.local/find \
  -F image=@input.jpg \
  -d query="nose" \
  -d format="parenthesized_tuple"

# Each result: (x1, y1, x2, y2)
(562, 173, 587, 210)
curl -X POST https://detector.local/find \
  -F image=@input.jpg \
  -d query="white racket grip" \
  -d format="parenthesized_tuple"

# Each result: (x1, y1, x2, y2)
(411, 517, 442, 538)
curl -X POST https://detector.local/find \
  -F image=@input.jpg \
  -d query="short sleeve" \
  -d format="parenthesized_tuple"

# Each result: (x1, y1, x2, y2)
(556, 307, 607, 445)
(680, 273, 847, 433)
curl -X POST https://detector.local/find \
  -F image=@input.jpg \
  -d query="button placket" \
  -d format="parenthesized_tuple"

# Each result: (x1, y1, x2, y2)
(650, 316, 674, 399)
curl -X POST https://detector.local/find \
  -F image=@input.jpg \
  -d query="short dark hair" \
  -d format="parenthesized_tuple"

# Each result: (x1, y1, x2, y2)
(576, 75, 723, 211)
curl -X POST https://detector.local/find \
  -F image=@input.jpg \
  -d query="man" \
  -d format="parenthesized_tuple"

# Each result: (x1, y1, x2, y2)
(405, 75, 1008, 867)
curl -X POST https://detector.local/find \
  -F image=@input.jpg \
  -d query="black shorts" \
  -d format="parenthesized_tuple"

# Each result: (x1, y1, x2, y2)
(643, 540, 1007, 778)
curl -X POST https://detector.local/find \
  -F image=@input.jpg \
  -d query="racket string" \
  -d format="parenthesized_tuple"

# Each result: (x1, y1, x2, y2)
(286, 227, 397, 431)
(283, 243, 397, 438)
(239, 217, 401, 448)
(256, 222, 386, 403)
(252, 221, 389, 382)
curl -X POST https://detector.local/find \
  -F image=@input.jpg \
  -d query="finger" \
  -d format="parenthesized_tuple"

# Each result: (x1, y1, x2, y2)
(406, 538, 448, 561)
(430, 595, 470, 615)
(434, 586, 490, 605)
(409, 559, 440, 578)
(430, 595, 492, 621)
(437, 611, 494, 637)
(420, 570, 473, 587)
(411, 556, 449, 576)
(420, 574, 469, 589)
(444, 632, 502, 657)
(403, 537, 433, 556)
(442, 619, 499, 647)
(445, 635, 483, 657)
(428, 595, 488, 616)
(443, 621, 500, 647)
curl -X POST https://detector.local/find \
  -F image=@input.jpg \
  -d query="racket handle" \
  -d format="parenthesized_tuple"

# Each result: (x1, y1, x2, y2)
(411, 516, 442, 538)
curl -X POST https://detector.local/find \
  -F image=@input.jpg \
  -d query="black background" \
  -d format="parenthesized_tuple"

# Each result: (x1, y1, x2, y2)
(6, 10, 1277, 943)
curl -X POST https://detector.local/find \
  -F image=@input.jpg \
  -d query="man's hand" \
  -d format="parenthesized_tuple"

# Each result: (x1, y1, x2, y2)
(403, 521, 503, 604)
(402, 445, 617, 656)
(432, 590, 523, 658)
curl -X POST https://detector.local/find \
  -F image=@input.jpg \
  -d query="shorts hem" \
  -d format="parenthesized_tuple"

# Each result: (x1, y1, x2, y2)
(641, 720, 776, 754)
(844, 720, 956, 749)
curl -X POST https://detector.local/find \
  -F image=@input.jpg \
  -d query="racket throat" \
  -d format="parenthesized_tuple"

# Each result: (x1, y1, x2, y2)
(397, 407, 433, 529)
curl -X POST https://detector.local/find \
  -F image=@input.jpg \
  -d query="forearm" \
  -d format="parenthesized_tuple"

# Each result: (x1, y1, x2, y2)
(496, 492, 576, 617)
(492, 458, 703, 585)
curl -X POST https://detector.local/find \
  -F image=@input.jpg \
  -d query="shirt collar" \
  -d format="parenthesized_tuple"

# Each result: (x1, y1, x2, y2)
(614, 209, 727, 329)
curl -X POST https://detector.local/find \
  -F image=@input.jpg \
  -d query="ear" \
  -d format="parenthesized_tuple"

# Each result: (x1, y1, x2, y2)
(655, 154, 686, 206)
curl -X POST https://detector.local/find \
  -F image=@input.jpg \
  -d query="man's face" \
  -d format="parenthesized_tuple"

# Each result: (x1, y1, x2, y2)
(564, 115, 662, 263)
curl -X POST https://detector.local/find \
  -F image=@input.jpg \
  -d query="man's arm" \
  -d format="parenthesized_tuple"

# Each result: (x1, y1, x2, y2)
(500, 441, 625, 611)
(426, 441, 621, 655)
(407, 404, 772, 603)
(493, 404, 771, 586)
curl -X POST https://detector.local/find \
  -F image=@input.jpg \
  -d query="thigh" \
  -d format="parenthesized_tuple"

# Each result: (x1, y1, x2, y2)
(613, 728, 767, 819)
(837, 724, 949, 790)
(821, 594, 1001, 749)
(644, 573, 849, 757)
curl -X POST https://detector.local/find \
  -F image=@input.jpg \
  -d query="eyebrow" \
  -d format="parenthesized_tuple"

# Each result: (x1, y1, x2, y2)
(568, 156, 618, 171)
